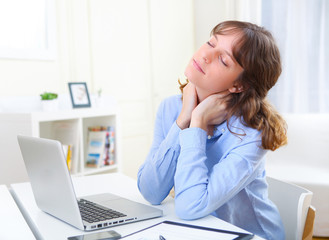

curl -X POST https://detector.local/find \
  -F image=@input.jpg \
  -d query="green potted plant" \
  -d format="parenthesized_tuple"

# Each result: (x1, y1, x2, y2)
(40, 92, 58, 100)
(40, 92, 59, 111)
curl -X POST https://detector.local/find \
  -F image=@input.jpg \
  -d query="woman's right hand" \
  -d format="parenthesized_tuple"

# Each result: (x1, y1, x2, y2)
(176, 82, 198, 129)
(190, 91, 230, 132)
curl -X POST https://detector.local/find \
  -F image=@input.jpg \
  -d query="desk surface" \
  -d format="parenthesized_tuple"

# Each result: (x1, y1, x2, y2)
(0, 185, 35, 240)
(10, 173, 263, 240)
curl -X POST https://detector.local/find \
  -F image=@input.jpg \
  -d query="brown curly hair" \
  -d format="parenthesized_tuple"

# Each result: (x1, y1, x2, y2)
(179, 21, 287, 151)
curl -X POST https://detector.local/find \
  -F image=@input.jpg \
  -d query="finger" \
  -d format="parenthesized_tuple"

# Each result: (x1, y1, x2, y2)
(186, 82, 196, 89)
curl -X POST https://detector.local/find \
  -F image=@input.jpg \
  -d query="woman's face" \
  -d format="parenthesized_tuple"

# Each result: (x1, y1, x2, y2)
(184, 33, 244, 101)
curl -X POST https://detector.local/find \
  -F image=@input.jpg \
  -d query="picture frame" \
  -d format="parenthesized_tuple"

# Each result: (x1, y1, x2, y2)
(68, 82, 91, 108)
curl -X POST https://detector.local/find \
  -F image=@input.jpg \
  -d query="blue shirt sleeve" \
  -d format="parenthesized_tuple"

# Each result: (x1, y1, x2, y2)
(174, 127, 266, 220)
(137, 97, 181, 204)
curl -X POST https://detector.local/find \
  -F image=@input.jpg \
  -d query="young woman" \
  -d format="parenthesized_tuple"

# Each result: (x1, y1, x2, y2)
(137, 20, 287, 240)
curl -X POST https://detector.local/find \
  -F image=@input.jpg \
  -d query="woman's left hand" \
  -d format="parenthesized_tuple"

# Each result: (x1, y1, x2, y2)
(190, 91, 231, 132)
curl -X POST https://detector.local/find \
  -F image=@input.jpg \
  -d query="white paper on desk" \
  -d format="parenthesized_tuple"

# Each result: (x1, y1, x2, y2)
(122, 222, 238, 240)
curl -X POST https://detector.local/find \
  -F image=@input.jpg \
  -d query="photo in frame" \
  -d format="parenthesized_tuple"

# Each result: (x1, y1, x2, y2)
(68, 82, 91, 108)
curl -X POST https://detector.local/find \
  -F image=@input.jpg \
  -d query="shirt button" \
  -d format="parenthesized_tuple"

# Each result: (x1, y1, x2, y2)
(221, 128, 225, 133)
(208, 135, 211, 139)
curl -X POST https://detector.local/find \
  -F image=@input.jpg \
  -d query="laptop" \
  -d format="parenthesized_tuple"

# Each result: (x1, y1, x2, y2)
(17, 135, 163, 231)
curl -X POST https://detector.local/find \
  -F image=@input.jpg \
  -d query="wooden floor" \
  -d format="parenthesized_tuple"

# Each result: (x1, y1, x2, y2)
(313, 237, 329, 240)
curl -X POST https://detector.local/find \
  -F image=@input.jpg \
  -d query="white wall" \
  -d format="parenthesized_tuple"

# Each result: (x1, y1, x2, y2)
(149, 1, 194, 115)
(87, 0, 194, 179)
(0, 0, 194, 183)
(87, 0, 154, 179)
(194, 0, 261, 48)
(0, 0, 71, 97)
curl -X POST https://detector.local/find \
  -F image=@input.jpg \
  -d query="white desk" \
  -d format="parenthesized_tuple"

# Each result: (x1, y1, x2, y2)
(0, 185, 35, 240)
(10, 173, 263, 240)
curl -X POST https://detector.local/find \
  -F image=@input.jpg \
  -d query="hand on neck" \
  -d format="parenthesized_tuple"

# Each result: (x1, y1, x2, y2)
(195, 88, 209, 103)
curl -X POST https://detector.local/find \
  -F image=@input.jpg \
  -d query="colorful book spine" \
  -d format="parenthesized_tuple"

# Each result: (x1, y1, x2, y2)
(109, 126, 115, 165)
(86, 126, 115, 168)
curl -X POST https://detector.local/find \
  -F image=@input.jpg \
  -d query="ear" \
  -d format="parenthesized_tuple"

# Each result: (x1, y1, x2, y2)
(228, 82, 245, 93)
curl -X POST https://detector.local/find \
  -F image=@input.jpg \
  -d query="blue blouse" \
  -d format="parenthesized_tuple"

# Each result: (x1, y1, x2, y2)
(137, 95, 285, 240)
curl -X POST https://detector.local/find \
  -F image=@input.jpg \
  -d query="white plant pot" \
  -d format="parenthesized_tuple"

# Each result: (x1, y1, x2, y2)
(41, 99, 59, 112)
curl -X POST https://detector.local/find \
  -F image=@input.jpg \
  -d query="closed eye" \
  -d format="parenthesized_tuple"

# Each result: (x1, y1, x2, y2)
(220, 56, 228, 67)
(207, 41, 214, 47)
(207, 40, 229, 66)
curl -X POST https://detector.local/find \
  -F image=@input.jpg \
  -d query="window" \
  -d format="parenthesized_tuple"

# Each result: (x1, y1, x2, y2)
(262, 0, 329, 112)
(0, 0, 56, 60)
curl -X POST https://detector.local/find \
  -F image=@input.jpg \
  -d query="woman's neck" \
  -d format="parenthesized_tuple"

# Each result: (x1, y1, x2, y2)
(195, 87, 210, 103)
(195, 87, 228, 136)
(195, 88, 213, 136)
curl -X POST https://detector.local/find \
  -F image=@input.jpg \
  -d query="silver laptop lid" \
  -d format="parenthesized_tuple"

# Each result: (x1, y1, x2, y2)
(17, 135, 84, 230)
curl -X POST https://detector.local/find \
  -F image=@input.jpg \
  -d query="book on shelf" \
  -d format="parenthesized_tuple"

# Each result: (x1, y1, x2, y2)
(53, 121, 79, 174)
(62, 144, 73, 172)
(86, 126, 115, 168)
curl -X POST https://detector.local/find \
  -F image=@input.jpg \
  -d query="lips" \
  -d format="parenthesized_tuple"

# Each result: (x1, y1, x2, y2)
(192, 59, 205, 74)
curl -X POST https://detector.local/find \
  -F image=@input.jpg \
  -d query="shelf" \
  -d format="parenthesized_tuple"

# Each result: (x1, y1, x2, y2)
(0, 107, 121, 178)
(30, 109, 117, 122)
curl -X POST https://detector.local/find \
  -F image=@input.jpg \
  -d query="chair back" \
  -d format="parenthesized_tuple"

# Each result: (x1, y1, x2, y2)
(267, 177, 313, 240)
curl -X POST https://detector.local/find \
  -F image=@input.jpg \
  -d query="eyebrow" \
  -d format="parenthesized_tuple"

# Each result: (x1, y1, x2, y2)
(213, 35, 236, 64)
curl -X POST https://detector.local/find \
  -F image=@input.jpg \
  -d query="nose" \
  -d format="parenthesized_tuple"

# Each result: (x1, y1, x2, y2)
(203, 56, 209, 63)
(202, 49, 213, 64)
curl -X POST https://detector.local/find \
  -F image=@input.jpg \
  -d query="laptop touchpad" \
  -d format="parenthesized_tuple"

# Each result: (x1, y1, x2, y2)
(101, 198, 157, 215)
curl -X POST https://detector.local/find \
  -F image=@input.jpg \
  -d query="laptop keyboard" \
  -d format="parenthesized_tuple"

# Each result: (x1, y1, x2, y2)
(78, 199, 127, 223)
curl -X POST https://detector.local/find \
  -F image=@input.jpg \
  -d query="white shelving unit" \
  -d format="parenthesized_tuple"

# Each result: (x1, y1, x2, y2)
(0, 106, 121, 185)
